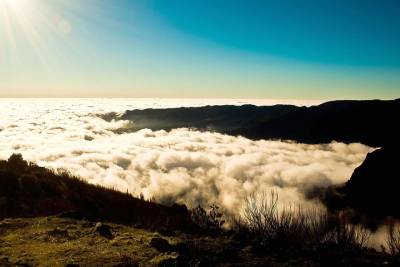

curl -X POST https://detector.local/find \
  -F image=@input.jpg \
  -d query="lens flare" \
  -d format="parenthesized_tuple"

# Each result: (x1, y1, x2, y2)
(0, 0, 77, 64)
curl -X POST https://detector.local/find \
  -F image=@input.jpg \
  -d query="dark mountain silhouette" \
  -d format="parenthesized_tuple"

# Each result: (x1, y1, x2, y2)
(344, 144, 400, 217)
(119, 99, 400, 147)
(317, 144, 400, 220)
(120, 104, 297, 133)
(237, 99, 400, 146)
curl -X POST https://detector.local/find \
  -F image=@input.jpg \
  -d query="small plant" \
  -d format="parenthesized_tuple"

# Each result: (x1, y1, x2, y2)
(191, 204, 225, 232)
(386, 223, 400, 255)
(325, 217, 370, 251)
(7, 154, 28, 171)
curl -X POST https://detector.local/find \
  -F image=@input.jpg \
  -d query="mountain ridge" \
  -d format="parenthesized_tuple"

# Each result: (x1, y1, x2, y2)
(118, 98, 400, 147)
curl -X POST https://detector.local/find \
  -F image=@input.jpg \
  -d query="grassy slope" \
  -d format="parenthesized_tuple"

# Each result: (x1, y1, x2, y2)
(0, 216, 181, 267)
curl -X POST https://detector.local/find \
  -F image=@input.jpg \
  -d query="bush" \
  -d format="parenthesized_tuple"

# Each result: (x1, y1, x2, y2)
(239, 191, 370, 253)
(0, 171, 19, 196)
(18, 173, 42, 196)
(387, 223, 400, 255)
(7, 154, 28, 172)
(325, 213, 370, 251)
(191, 204, 225, 233)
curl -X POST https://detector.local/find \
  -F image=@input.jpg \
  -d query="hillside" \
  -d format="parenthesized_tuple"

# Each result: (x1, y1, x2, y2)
(1, 154, 399, 266)
(117, 99, 400, 147)
(0, 154, 194, 232)
(119, 104, 297, 133)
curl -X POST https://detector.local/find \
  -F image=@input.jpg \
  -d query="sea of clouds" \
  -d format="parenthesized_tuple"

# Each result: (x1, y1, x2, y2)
(0, 99, 374, 215)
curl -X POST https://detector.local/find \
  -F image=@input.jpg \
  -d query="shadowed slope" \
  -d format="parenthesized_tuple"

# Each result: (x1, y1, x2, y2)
(120, 104, 297, 133)
(344, 144, 400, 217)
(318, 144, 400, 220)
(238, 99, 400, 146)
(0, 154, 195, 232)
(118, 99, 400, 147)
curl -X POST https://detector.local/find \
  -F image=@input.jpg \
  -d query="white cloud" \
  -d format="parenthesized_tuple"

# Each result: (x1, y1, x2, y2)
(0, 100, 373, 215)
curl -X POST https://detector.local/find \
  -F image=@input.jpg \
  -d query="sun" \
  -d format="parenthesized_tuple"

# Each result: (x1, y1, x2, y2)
(0, 0, 36, 30)
(0, 0, 30, 11)
(0, 0, 40, 55)
(0, 0, 100, 64)
(0, 0, 73, 62)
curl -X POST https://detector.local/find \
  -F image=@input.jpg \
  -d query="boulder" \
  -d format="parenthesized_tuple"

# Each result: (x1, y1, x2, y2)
(149, 237, 172, 252)
(93, 222, 113, 239)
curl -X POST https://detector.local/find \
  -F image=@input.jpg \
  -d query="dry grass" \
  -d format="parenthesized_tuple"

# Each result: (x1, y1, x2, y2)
(237, 191, 370, 252)
(0, 216, 174, 266)
(387, 223, 400, 256)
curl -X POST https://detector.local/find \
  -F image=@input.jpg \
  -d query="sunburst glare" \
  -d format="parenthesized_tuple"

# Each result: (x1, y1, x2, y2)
(0, 0, 83, 64)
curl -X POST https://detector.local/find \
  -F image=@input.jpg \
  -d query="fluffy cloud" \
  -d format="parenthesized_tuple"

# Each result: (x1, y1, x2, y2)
(0, 100, 373, 215)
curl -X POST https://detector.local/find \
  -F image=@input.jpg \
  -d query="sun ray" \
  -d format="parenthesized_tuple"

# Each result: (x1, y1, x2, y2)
(0, 0, 86, 65)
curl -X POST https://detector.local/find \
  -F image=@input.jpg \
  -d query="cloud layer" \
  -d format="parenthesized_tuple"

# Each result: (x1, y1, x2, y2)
(0, 99, 373, 215)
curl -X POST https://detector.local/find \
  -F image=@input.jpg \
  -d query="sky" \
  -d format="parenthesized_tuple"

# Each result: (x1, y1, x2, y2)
(0, 0, 399, 99)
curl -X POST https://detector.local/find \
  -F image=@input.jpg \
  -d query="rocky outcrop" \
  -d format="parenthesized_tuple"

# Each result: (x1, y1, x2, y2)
(344, 144, 400, 217)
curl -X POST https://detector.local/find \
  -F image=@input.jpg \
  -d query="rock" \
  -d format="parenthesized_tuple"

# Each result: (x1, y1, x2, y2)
(93, 222, 113, 239)
(149, 237, 172, 252)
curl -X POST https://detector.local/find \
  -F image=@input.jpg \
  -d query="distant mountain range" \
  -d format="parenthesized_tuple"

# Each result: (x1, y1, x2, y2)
(119, 99, 400, 147)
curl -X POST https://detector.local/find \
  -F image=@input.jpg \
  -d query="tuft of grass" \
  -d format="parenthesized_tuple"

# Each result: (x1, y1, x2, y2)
(387, 223, 400, 256)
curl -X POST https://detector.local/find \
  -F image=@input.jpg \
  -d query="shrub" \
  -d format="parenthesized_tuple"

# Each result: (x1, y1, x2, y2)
(324, 213, 370, 251)
(191, 204, 225, 233)
(239, 191, 370, 253)
(386, 223, 400, 255)
(18, 173, 42, 196)
(0, 171, 19, 196)
(7, 153, 28, 172)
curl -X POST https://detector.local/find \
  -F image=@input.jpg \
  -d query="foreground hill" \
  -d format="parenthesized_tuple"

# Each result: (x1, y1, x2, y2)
(345, 145, 400, 217)
(0, 154, 194, 232)
(310, 143, 400, 224)
(3, 216, 392, 267)
(1, 154, 399, 266)
(119, 99, 400, 147)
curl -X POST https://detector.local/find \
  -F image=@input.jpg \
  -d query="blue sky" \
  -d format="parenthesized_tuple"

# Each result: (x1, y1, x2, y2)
(0, 0, 399, 99)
